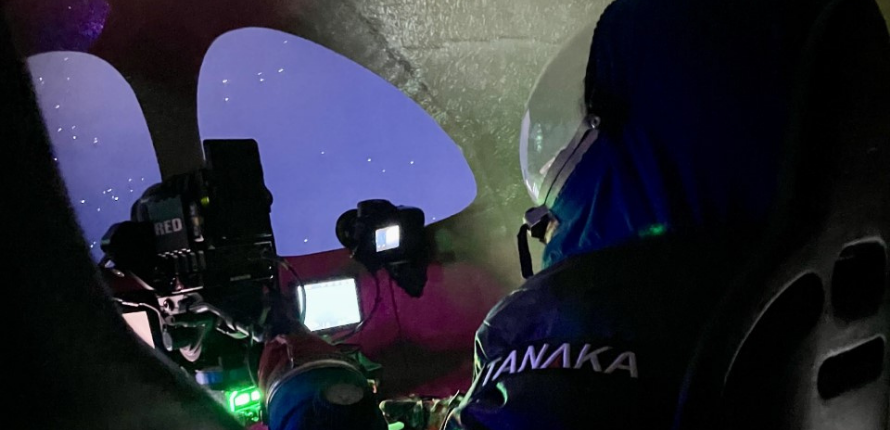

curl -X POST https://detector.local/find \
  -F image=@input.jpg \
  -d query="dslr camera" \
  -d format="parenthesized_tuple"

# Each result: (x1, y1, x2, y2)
(336, 199, 429, 297)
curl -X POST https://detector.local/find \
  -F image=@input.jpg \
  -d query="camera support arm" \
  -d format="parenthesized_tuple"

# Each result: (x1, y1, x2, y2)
(189, 301, 264, 343)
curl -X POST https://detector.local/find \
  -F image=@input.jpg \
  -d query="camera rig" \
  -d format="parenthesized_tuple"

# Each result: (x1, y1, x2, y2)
(99, 140, 431, 426)
(101, 139, 276, 388)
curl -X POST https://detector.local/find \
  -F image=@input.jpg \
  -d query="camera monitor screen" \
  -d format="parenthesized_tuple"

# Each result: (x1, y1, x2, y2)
(122, 310, 157, 348)
(375, 225, 401, 252)
(303, 278, 362, 332)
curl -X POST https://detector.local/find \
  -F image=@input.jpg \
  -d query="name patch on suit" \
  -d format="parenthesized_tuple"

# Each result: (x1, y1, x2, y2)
(480, 343, 638, 387)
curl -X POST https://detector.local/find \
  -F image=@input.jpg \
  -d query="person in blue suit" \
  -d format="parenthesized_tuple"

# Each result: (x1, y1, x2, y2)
(261, 0, 840, 428)
(448, 0, 817, 427)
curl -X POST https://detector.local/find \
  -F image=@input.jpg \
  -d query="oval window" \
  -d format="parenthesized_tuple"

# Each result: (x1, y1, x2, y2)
(198, 28, 476, 256)
(27, 52, 161, 261)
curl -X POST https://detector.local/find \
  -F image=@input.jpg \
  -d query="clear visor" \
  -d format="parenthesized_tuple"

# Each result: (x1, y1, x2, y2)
(520, 23, 596, 205)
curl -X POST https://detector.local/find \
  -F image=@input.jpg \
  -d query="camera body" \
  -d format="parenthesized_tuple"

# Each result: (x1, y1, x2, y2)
(336, 200, 428, 297)
(106, 139, 276, 293)
(102, 139, 276, 377)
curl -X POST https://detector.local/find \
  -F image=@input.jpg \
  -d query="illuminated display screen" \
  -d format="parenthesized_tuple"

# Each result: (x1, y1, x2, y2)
(302, 278, 362, 332)
(122, 311, 155, 347)
(375, 225, 400, 252)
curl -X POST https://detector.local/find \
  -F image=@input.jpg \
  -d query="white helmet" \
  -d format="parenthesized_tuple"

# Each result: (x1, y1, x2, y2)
(520, 23, 599, 208)
(517, 23, 601, 278)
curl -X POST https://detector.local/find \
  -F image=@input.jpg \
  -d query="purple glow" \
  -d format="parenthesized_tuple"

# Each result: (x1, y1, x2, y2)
(28, 52, 162, 261)
(198, 28, 476, 257)
(7, 0, 111, 54)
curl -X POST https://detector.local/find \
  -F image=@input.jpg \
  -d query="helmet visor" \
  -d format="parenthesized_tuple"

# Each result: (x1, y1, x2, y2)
(520, 23, 595, 205)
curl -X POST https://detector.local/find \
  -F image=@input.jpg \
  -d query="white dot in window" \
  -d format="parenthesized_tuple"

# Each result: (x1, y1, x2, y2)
(128, 178, 133, 182)
(72, 135, 77, 140)
(259, 78, 265, 82)
(93, 138, 99, 144)
(79, 200, 86, 204)
(54, 105, 61, 109)
(56, 127, 62, 133)
(303, 238, 309, 243)
(283, 40, 288, 44)
(63, 57, 69, 61)
(382, 169, 386, 173)
(53, 157, 58, 161)
(321, 151, 325, 155)
(222, 79, 228, 84)
(367, 158, 372, 162)
(257, 72, 263, 76)
(71, 125, 76, 130)
(141, 177, 145, 181)
(96, 208, 101, 212)
(409, 161, 415, 165)
(113, 196, 119, 201)
(278, 68, 284, 73)
(224, 97, 230, 102)
(66, 77, 70, 81)
(38, 77, 43, 81)
(432, 217, 437, 221)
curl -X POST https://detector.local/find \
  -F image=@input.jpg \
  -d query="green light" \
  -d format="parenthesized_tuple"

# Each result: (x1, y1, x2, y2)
(226, 387, 263, 413)
(639, 223, 667, 238)
(228, 391, 240, 413)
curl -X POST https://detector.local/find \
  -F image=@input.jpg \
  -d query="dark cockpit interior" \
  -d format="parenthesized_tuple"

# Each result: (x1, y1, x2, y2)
(3, 0, 890, 429)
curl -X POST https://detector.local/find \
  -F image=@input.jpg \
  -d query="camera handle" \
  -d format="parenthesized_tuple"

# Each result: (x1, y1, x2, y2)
(189, 301, 264, 343)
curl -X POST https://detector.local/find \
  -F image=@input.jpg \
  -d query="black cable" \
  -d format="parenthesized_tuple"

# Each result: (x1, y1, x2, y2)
(246, 336, 259, 387)
(244, 336, 269, 425)
(273, 256, 305, 291)
(281, 259, 307, 324)
(113, 298, 165, 329)
(332, 271, 383, 345)
(266, 256, 307, 326)
(517, 224, 534, 279)
(387, 276, 410, 374)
